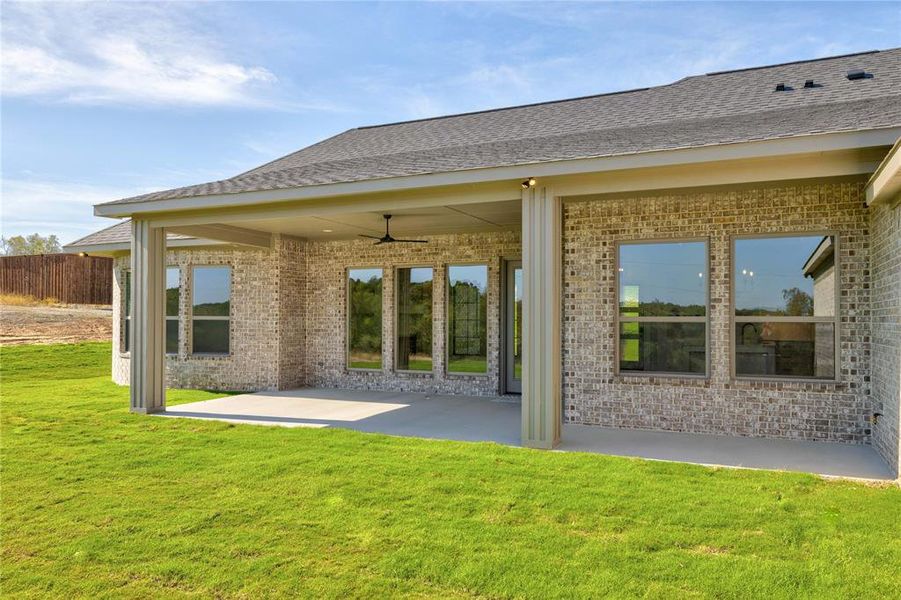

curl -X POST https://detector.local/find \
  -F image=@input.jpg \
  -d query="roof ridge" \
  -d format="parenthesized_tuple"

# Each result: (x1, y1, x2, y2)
(230, 96, 898, 179)
(351, 48, 897, 131)
(704, 49, 883, 76)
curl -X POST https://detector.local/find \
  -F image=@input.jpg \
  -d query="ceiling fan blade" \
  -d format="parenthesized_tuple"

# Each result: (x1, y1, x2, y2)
(394, 239, 429, 243)
(358, 234, 381, 239)
(373, 240, 386, 245)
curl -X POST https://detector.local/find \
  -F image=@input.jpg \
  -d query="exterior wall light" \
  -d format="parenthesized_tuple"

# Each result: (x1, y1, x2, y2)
(521, 177, 537, 189)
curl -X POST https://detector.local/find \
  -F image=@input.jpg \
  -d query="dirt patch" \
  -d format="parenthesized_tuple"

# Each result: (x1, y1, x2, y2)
(0, 304, 113, 345)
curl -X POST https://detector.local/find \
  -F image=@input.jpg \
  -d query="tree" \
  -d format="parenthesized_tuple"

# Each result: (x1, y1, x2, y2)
(0, 233, 62, 256)
(782, 287, 813, 316)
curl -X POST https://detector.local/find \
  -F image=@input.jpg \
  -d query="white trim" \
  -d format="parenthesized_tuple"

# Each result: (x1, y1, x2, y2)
(865, 136, 901, 206)
(166, 224, 273, 249)
(63, 238, 223, 256)
(95, 129, 901, 218)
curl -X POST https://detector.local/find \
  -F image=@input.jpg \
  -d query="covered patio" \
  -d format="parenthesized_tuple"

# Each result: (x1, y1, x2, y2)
(160, 389, 893, 480)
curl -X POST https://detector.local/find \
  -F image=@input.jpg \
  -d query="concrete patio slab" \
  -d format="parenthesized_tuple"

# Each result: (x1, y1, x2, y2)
(560, 425, 893, 480)
(162, 388, 521, 444)
(160, 388, 894, 480)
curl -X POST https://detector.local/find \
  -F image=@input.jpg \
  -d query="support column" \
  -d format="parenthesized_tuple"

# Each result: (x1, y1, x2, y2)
(130, 219, 166, 414)
(521, 186, 562, 448)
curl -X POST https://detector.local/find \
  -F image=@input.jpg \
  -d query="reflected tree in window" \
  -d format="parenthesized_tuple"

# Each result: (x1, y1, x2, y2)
(348, 268, 383, 369)
(734, 235, 836, 379)
(192, 266, 230, 354)
(396, 267, 432, 371)
(618, 241, 708, 374)
(166, 267, 180, 355)
(448, 265, 488, 373)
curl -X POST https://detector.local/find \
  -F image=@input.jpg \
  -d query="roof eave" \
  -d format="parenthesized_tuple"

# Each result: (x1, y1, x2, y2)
(62, 238, 223, 256)
(865, 135, 901, 206)
(96, 128, 901, 219)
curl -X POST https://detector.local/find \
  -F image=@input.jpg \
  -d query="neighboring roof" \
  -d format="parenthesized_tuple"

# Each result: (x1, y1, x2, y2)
(102, 48, 901, 209)
(63, 220, 198, 252)
(802, 236, 835, 278)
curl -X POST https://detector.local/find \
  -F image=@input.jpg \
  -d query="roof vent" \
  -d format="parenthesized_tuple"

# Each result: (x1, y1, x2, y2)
(804, 79, 816, 88)
(847, 69, 871, 80)
(774, 82, 791, 92)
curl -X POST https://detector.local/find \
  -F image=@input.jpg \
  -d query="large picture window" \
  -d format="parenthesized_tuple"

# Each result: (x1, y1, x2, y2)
(618, 240, 708, 375)
(192, 266, 230, 355)
(447, 265, 488, 374)
(348, 268, 383, 369)
(396, 267, 433, 372)
(734, 234, 837, 380)
(166, 267, 180, 355)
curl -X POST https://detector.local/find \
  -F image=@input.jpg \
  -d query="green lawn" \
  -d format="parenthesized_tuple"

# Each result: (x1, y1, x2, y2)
(446, 356, 488, 374)
(349, 359, 382, 370)
(3, 343, 900, 598)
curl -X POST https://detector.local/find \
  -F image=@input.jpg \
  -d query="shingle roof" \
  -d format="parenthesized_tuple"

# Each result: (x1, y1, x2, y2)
(65, 220, 194, 248)
(103, 48, 901, 207)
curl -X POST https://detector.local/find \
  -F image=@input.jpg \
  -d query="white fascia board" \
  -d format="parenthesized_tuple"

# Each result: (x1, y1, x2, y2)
(62, 238, 224, 256)
(95, 128, 901, 219)
(165, 224, 273, 249)
(865, 136, 901, 206)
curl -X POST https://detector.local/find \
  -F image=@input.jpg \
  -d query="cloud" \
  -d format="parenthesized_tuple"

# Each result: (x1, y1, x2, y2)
(0, 179, 158, 243)
(0, 3, 281, 108)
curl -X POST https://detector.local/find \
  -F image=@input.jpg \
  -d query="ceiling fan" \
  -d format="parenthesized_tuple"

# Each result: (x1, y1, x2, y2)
(359, 214, 428, 245)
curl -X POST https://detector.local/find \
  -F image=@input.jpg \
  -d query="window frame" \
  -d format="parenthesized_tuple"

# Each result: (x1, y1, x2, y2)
(614, 237, 711, 378)
(165, 266, 180, 356)
(445, 262, 490, 377)
(190, 265, 232, 356)
(346, 266, 384, 372)
(121, 268, 131, 355)
(394, 264, 435, 374)
(730, 231, 840, 383)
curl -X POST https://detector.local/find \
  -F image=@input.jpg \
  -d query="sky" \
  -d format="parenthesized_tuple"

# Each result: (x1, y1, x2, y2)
(1, 1, 899, 245)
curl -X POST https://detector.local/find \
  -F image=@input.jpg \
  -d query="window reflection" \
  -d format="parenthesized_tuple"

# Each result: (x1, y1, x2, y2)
(396, 267, 433, 371)
(734, 235, 837, 379)
(348, 268, 383, 369)
(448, 265, 488, 374)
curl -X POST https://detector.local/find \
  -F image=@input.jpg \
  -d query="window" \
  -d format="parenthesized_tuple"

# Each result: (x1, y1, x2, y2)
(447, 265, 488, 374)
(165, 267, 180, 355)
(396, 267, 433, 372)
(347, 268, 383, 369)
(122, 270, 131, 353)
(192, 266, 230, 354)
(734, 235, 837, 379)
(618, 241, 708, 375)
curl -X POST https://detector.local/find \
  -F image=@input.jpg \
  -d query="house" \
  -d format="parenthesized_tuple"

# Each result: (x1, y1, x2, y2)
(66, 49, 901, 476)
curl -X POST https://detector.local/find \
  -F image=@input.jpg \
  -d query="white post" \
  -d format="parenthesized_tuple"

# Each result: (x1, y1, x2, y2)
(521, 185, 562, 448)
(130, 219, 166, 413)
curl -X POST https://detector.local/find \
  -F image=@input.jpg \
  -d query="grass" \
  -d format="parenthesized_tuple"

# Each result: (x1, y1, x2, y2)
(349, 360, 382, 370)
(446, 356, 488, 374)
(3, 343, 901, 598)
(0, 293, 61, 306)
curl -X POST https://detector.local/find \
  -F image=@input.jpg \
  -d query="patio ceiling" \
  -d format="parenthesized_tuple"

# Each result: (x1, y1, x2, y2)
(229, 198, 522, 241)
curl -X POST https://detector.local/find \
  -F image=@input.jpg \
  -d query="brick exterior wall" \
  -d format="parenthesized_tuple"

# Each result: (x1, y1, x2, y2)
(114, 231, 521, 396)
(277, 236, 307, 390)
(869, 199, 901, 475)
(110, 177, 896, 457)
(113, 244, 282, 391)
(562, 178, 873, 444)
(302, 232, 520, 395)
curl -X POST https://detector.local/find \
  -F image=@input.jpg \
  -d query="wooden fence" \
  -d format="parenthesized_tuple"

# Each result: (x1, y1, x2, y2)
(0, 254, 113, 305)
